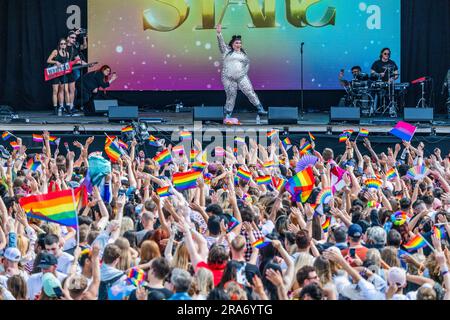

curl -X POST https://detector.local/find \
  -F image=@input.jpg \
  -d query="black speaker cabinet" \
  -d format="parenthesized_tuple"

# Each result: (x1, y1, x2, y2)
(404, 108, 434, 122)
(330, 107, 360, 122)
(268, 107, 298, 124)
(94, 100, 118, 113)
(108, 106, 139, 122)
(193, 106, 224, 122)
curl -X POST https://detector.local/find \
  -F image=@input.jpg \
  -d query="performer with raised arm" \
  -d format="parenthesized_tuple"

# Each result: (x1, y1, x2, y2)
(216, 24, 267, 120)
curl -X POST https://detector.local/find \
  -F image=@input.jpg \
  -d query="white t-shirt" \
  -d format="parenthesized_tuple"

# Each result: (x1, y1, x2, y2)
(0, 270, 30, 288)
(57, 252, 78, 275)
(26, 271, 67, 300)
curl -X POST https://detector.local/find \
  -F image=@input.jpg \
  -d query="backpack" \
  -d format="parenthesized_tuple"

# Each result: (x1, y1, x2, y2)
(98, 273, 124, 300)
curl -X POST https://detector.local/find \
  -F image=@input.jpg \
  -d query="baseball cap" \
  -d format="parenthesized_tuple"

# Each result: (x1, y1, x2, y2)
(348, 224, 363, 238)
(37, 252, 58, 269)
(3, 247, 21, 262)
(388, 267, 406, 287)
(42, 272, 63, 298)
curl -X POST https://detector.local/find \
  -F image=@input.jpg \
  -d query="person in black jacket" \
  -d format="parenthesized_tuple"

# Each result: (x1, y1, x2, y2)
(77, 65, 118, 115)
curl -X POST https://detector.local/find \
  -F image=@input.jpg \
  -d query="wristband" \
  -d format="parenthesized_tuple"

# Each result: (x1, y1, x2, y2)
(441, 270, 449, 277)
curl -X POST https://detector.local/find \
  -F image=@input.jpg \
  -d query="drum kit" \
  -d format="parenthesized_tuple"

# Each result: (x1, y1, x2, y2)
(343, 66, 409, 117)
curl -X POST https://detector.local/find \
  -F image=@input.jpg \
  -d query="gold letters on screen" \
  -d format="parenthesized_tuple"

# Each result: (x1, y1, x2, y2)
(143, 0, 336, 32)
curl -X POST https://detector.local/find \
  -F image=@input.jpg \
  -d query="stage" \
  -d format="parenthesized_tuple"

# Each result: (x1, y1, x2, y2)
(2, 109, 450, 135)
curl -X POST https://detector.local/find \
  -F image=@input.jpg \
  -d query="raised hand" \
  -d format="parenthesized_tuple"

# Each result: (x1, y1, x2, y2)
(216, 24, 222, 34)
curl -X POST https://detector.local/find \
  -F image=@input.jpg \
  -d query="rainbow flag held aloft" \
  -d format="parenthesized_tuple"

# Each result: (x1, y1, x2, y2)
(172, 170, 201, 191)
(105, 138, 122, 163)
(389, 121, 417, 142)
(148, 135, 160, 147)
(343, 129, 354, 135)
(252, 238, 271, 249)
(190, 149, 199, 162)
(339, 133, 349, 143)
(282, 137, 292, 151)
(32, 134, 44, 143)
(10, 141, 20, 150)
(433, 226, 446, 240)
(275, 178, 287, 192)
(203, 173, 212, 185)
(358, 128, 369, 137)
(234, 137, 245, 145)
(403, 234, 428, 251)
(156, 186, 172, 198)
(19, 187, 85, 229)
(2, 131, 13, 141)
(153, 149, 172, 166)
(118, 139, 128, 150)
(180, 131, 192, 140)
(48, 136, 60, 145)
(256, 175, 271, 186)
(121, 125, 133, 133)
(299, 142, 312, 155)
(286, 166, 314, 203)
(267, 130, 278, 138)
(322, 217, 331, 233)
(26, 158, 41, 172)
(386, 168, 398, 181)
(263, 160, 275, 168)
(237, 168, 252, 182)
(192, 162, 207, 172)
(126, 267, 146, 287)
(172, 145, 185, 155)
(308, 132, 316, 141)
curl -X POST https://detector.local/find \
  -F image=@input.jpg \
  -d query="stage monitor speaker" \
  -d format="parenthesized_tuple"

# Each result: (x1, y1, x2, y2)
(404, 108, 434, 122)
(108, 106, 139, 122)
(193, 106, 224, 122)
(94, 100, 118, 113)
(268, 107, 298, 124)
(330, 107, 360, 122)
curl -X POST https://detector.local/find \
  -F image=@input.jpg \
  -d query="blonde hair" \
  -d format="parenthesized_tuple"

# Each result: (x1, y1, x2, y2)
(313, 256, 332, 286)
(224, 281, 247, 300)
(17, 235, 29, 257)
(193, 268, 214, 297)
(47, 223, 61, 237)
(120, 217, 135, 236)
(408, 253, 426, 275)
(294, 252, 315, 275)
(140, 240, 161, 265)
(172, 242, 190, 271)
(114, 237, 133, 271)
(381, 247, 400, 268)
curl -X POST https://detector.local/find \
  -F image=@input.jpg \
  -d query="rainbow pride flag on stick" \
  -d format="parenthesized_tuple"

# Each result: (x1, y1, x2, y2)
(190, 149, 199, 162)
(32, 134, 44, 143)
(121, 126, 133, 133)
(156, 186, 172, 198)
(358, 128, 369, 138)
(172, 170, 201, 191)
(256, 175, 271, 186)
(153, 149, 172, 166)
(105, 138, 123, 163)
(237, 168, 252, 182)
(322, 217, 331, 233)
(180, 131, 192, 140)
(19, 187, 85, 229)
(2, 131, 13, 141)
(389, 121, 417, 142)
(403, 234, 429, 252)
(26, 158, 41, 172)
(252, 238, 271, 249)
(286, 166, 314, 203)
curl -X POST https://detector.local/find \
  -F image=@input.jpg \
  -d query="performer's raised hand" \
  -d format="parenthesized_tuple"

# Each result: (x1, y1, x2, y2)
(216, 24, 222, 34)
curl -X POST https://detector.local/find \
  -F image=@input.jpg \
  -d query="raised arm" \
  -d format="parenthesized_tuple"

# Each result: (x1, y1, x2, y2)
(216, 24, 229, 54)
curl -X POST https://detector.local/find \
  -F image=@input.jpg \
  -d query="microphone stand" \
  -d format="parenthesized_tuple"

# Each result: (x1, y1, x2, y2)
(300, 42, 305, 121)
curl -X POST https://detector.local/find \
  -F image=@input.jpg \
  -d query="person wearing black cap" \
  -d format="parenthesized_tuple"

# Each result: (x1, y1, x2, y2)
(26, 252, 67, 300)
(340, 224, 369, 267)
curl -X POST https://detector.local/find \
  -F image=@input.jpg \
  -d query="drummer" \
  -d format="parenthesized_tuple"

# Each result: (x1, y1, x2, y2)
(338, 66, 363, 87)
(371, 48, 399, 83)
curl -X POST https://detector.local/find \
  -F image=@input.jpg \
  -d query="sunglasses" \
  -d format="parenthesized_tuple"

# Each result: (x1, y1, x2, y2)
(383, 52, 390, 56)
(60, 43, 66, 45)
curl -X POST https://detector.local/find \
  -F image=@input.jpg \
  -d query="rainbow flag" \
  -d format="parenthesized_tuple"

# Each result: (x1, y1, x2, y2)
(190, 149, 199, 162)
(105, 139, 122, 162)
(386, 168, 397, 181)
(26, 158, 41, 172)
(358, 128, 369, 137)
(2, 131, 13, 141)
(322, 217, 331, 233)
(48, 136, 60, 145)
(10, 141, 20, 150)
(256, 175, 271, 186)
(308, 132, 316, 141)
(282, 137, 292, 151)
(389, 121, 417, 142)
(252, 238, 271, 249)
(299, 142, 312, 155)
(286, 166, 314, 203)
(32, 134, 44, 143)
(403, 234, 428, 251)
(180, 131, 192, 140)
(215, 147, 225, 157)
(126, 267, 146, 287)
(172, 145, 185, 155)
(343, 129, 354, 135)
(148, 135, 160, 147)
(339, 133, 349, 143)
(19, 187, 85, 229)
(153, 149, 172, 166)
(234, 137, 245, 145)
(227, 217, 240, 233)
(263, 161, 275, 168)
(267, 130, 277, 138)
(121, 125, 133, 133)
(433, 226, 446, 240)
(192, 162, 207, 172)
(156, 186, 172, 198)
(365, 178, 382, 190)
(276, 178, 287, 191)
(118, 139, 128, 150)
(203, 173, 212, 185)
(172, 170, 201, 191)
(237, 168, 252, 181)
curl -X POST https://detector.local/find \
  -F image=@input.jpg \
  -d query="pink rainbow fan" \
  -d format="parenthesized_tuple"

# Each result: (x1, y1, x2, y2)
(296, 155, 318, 173)
(407, 165, 428, 180)
(316, 188, 333, 205)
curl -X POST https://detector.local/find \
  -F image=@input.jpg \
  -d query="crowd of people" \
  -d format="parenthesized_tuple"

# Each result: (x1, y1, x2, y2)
(0, 130, 450, 301)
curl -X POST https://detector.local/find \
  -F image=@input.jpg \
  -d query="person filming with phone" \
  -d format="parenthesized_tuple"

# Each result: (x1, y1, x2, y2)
(340, 224, 369, 267)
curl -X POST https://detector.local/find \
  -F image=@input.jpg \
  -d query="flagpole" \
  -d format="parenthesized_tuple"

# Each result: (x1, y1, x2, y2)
(418, 233, 435, 253)
(71, 188, 80, 246)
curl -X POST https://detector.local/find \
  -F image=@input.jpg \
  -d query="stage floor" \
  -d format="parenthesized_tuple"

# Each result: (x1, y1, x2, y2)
(1, 110, 450, 134)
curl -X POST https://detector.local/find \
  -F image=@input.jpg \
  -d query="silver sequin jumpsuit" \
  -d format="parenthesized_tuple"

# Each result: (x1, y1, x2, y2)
(217, 33, 261, 114)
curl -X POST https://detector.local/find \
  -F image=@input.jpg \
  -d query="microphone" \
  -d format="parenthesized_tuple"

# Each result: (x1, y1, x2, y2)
(301, 42, 304, 53)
